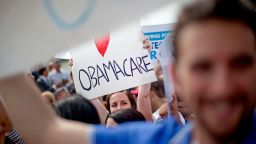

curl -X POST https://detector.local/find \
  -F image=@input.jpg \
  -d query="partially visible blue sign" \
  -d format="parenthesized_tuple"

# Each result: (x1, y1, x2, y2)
(143, 24, 174, 66)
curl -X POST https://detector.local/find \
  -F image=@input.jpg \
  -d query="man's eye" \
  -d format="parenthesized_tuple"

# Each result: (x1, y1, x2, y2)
(191, 61, 212, 73)
(230, 55, 253, 71)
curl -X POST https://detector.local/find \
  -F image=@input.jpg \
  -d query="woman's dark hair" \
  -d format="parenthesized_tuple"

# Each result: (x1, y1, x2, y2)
(173, 0, 256, 60)
(105, 108, 146, 124)
(105, 91, 137, 112)
(53, 94, 100, 124)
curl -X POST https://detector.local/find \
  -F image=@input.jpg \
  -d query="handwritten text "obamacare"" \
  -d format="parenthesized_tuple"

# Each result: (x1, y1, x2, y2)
(79, 55, 153, 91)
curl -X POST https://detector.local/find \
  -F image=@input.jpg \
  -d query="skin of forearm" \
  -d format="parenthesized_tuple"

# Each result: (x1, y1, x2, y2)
(90, 98, 109, 124)
(137, 84, 153, 121)
(0, 73, 58, 143)
(0, 73, 92, 144)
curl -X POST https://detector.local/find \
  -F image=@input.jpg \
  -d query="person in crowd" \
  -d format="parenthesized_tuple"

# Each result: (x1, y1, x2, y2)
(53, 95, 101, 125)
(105, 91, 137, 113)
(54, 87, 70, 101)
(149, 90, 192, 125)
(157, 94, 183, 125)
(148, 80, 167, 123)
(31, 64, 42, 82)
(0, 102, 26, 144)
(31, 64, 43, 82)
(105, 84, 153, 121)
(47, 61, 55, 75)
(1, 0, 256, 144)
(105, 108, 146, 128)
(176, 92, 193, 123)
(36, 66, 55, 93)
(150, 80, 166, 113)
(131, 80, 176, 124)
(41, 91, 56, 105)
(48, 60, 69, 88)
(65, 72, 76, 95)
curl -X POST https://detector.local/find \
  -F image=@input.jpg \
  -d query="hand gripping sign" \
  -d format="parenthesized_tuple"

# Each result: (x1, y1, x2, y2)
(71, 22, 157, 99)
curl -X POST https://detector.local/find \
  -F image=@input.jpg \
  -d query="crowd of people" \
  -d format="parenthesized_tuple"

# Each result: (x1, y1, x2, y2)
(33, 60, 75, 97)
(0, 0, 256, 143)
(0, 48, 190, 144)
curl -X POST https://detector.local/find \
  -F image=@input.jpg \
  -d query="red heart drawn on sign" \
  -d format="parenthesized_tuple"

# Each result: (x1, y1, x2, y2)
(94, 33, 110, 57)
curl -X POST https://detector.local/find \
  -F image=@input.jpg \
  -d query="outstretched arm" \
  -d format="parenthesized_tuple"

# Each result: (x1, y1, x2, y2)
(137, 84, 153, 121)
(0, 73, 93, 144)
(90, 98, 109, 124)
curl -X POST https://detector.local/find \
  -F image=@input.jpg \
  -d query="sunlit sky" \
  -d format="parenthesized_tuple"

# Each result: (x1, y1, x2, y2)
(140, 1, 189, 26)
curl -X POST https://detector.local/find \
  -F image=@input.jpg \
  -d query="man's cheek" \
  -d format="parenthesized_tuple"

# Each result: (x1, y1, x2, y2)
(239, 70, 256, 90)
(240, 78, 256, 100)
(247, 81, 256, 107)
(182, 86, 198, 113)
(187, 80, 206, 110)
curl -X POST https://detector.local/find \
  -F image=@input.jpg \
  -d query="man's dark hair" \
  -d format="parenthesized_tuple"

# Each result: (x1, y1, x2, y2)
(173, 0, 256, 60)
(151, 80, 165, 98)
(38, 67, 47, 75)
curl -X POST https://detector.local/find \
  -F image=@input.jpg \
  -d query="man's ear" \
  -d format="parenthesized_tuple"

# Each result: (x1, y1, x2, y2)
(170, 63, 181, 93)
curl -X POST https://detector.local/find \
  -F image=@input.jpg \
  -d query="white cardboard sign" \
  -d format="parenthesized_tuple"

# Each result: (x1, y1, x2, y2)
(71, 23, 157, 99)
(0, 0, 176, 79)
(54, 51, 72, 60)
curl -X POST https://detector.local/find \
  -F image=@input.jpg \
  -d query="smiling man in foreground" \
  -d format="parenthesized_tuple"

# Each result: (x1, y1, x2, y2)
(0, 0, 256, 144)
